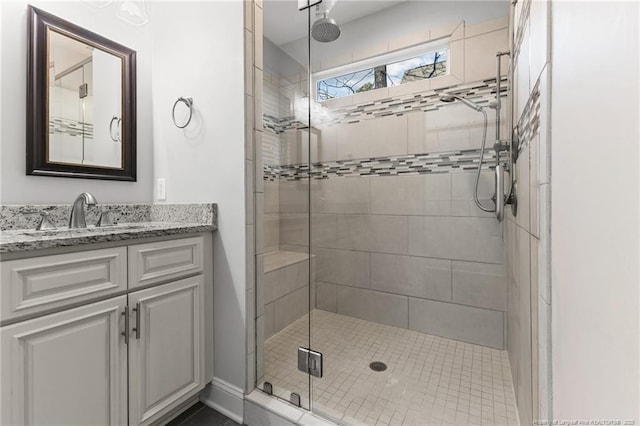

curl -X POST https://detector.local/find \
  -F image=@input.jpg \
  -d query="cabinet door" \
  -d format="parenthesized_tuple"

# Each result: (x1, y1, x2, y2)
(128, 276, 205, 426)
(1, 296, 128, 426)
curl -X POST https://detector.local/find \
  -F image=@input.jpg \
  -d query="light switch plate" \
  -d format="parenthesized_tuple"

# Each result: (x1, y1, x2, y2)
(157, 178, 166, 201)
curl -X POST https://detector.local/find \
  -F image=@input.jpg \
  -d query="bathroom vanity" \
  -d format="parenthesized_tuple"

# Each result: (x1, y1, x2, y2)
(0, 204, 216, 426)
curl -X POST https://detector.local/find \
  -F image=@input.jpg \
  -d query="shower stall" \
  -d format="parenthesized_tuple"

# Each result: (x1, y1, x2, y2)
(249, 1, 541, 424)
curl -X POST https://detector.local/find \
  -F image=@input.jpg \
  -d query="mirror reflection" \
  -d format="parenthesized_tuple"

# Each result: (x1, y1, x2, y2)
(47, 29, 123, 168)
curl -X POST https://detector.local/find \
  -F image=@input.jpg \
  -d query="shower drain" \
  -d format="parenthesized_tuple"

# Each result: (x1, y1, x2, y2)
(369, 361, 387, 372)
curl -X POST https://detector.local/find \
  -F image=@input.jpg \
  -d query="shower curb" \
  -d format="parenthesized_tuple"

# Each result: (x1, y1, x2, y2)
(245, 390, 338, 426)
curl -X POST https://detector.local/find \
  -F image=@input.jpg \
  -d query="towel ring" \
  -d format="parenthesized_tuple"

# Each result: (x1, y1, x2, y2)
(109, 116, 121, 142)
(172, 97, 193, 129)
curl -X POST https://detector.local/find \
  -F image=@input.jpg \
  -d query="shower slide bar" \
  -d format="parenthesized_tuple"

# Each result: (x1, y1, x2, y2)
(493, 50, 514, 222)
(441, 50, 514, 222)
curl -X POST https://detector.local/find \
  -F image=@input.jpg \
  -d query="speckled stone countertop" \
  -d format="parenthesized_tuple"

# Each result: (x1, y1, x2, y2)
(0, 203, 217, 254)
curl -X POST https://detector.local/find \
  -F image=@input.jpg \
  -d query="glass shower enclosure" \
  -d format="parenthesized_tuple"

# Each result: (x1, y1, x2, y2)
(257, 1, 516, 425)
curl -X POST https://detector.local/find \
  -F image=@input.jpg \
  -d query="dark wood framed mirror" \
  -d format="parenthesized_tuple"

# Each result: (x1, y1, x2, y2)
(27, 5, 137, 181)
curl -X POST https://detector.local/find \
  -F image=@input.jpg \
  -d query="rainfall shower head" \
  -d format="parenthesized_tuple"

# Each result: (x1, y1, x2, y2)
(312, 14, 341, 43)
(440, 94, 483, 112)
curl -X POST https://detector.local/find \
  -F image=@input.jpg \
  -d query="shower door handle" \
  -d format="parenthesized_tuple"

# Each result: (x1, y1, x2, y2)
(495, 164, 505, 222)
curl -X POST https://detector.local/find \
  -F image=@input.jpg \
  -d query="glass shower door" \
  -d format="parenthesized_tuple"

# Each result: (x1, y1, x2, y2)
(307, 2, 514, 425)
(256, 0, 314, 410)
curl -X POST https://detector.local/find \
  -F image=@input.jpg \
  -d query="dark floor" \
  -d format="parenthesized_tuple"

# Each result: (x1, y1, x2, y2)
(167, 402, 241, 426)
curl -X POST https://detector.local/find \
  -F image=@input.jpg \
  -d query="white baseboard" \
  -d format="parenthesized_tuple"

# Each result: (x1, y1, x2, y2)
(199, 377, 244, 424)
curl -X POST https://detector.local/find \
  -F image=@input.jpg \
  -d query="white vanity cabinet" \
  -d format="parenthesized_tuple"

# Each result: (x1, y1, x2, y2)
(0, 234, 213, 426)
(1, 296, 129, 426)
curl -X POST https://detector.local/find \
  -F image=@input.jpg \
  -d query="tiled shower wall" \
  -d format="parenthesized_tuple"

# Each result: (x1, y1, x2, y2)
(263, 68, 309, 252)
(244, 0, 262, 394)
(506, 0, 551, 425)
(260, 17, 512, 350)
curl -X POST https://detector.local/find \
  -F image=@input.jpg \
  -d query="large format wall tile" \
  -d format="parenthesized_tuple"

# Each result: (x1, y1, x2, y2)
(452, 260, 506, 311)
(280, 129, 318, 166)
(311, 213, 337, 248)
(407, 216, 453, 259)
(515, 225, 532, 426)
(314, 124, 338, 163)
(515, 26, 531, 123)
(279, 180, 309, 213)
(408, 216, 503, 263)
(264, 181, 280, 214)
(263, 260, 308, 304)
(333, 215, 371, 252)
(370, 253, 452, 301)
(408, 297, 504, 348)
(273, 285, 309, 333)
(336, 286, 409, 329)
(408, 105, 498, 154)
(264, 213, 280, 251)
(312, 177, 370, 214)
(529, 0, 548, 89)
(451, 170, 495, 218)
(316, 282, 337, 312)
(464, 29, 509, 82)
(256, 193, 264, 254)
(450, 217, 504, 263)
(315, 247, 371, 288)
(264, 302, 275, 340)
(369, 174, 451, 216)
(335, 214, 408, 254)
(336, 114, 408, 160)
(280, 213, 309, 247)
(369, 215, 409, 254)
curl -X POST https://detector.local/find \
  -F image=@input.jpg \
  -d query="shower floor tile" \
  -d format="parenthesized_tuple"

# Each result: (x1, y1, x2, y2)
(262, 309, 520, 426)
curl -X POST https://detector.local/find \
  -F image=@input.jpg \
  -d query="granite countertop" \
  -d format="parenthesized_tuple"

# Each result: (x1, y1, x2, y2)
(0, 203, 217, 254)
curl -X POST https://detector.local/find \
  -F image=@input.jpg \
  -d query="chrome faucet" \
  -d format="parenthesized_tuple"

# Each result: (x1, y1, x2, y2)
(69, 192, 97, 228)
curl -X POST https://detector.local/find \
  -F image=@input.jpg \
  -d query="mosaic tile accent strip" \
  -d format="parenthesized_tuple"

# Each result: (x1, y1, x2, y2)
(261, 77, 512, 182)
(263, 114, 306, 135)
(262, 309, 520, 426)
(49, 116, 94, 139)
(514, 0, 533, 59)
(263, 77, 508, 135)
(328, 77, 507, 125)
(515, 83, 541, 155)
(264, 149, 509, 182)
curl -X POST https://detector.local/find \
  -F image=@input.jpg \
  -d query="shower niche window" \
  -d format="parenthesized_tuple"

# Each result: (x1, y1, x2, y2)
(315, 42, 449, 101)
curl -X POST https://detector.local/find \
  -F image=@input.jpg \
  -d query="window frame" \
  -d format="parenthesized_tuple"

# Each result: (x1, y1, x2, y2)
(313, 37, 451, 103)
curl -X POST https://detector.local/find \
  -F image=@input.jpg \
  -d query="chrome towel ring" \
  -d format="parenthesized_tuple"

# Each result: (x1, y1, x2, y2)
(172, 96, 193, 128)
(109, 116, 121, 142)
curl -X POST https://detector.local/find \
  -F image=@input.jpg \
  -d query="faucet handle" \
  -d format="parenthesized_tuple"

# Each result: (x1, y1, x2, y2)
(96, 210, 116, 227)
(23, 211, 57, 231)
